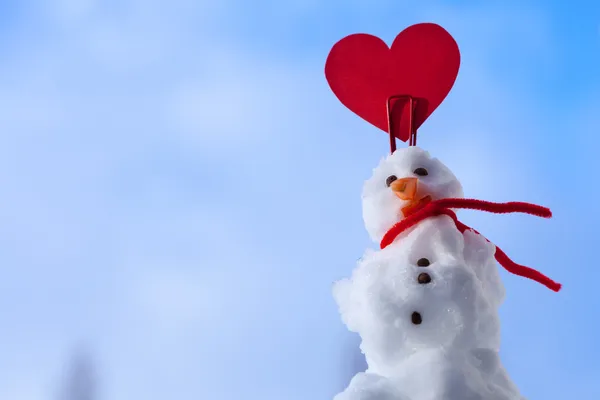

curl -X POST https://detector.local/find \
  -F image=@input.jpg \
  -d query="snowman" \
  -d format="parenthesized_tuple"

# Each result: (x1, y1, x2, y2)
(333, 147, 525, 400)
(325, 23, 561, 400)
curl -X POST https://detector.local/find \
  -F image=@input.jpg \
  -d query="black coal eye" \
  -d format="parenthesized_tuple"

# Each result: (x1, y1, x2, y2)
(385, 175, 397, 187)
(413, 167, 428, 177)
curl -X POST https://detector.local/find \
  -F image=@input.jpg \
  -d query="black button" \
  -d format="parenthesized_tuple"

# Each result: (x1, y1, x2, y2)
(417, 273, 432, 284)
(411, 312, 422, 325)
(417, 258, 430, 267)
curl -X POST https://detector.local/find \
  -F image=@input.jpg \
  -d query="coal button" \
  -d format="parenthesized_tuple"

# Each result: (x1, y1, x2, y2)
(417, 273, 432, 284)
(411, 312, 422, 325)
(417, 258, 430, 267)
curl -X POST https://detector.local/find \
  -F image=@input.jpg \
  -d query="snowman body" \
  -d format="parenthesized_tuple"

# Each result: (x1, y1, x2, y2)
(334, 215, 502, 364)
(334, 216, 522, 399)
(334, 147, 523, 400)
(336, 352, 522, 400)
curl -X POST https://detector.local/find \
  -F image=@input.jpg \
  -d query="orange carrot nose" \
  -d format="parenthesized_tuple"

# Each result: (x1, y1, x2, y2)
(390, 177, 418, 200)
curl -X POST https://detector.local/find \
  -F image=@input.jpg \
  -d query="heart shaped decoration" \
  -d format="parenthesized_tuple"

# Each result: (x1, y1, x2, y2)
(325, 23, 461, 142)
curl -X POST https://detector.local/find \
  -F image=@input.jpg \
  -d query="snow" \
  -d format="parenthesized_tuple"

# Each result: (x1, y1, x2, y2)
(334, 147, 520, 400)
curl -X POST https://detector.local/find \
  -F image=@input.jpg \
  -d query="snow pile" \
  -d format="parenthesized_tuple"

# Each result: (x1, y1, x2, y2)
(333, 147, 521, 400)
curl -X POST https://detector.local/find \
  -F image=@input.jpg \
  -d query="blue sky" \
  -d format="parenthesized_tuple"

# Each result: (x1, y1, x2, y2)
(0, 0, 598, 399)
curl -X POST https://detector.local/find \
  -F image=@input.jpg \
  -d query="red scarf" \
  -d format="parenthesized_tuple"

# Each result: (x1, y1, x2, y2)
(380, 198, 562, 292)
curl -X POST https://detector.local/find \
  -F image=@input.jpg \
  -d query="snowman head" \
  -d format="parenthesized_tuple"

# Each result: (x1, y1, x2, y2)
(362, 146, 463, 242)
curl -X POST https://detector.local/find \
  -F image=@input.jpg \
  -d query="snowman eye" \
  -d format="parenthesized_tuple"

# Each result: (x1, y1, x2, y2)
(413, 167, 428, 177)
(385, 175, 398, 187)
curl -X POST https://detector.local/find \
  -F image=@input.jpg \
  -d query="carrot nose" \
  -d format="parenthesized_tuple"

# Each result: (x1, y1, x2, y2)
(390, 177, 418, 200)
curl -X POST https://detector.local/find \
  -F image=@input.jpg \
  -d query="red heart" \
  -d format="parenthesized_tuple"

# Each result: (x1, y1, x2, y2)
(325, 23, 460, 142)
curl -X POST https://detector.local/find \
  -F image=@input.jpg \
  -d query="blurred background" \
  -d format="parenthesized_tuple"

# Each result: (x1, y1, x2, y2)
(0, 0, 598, 399)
